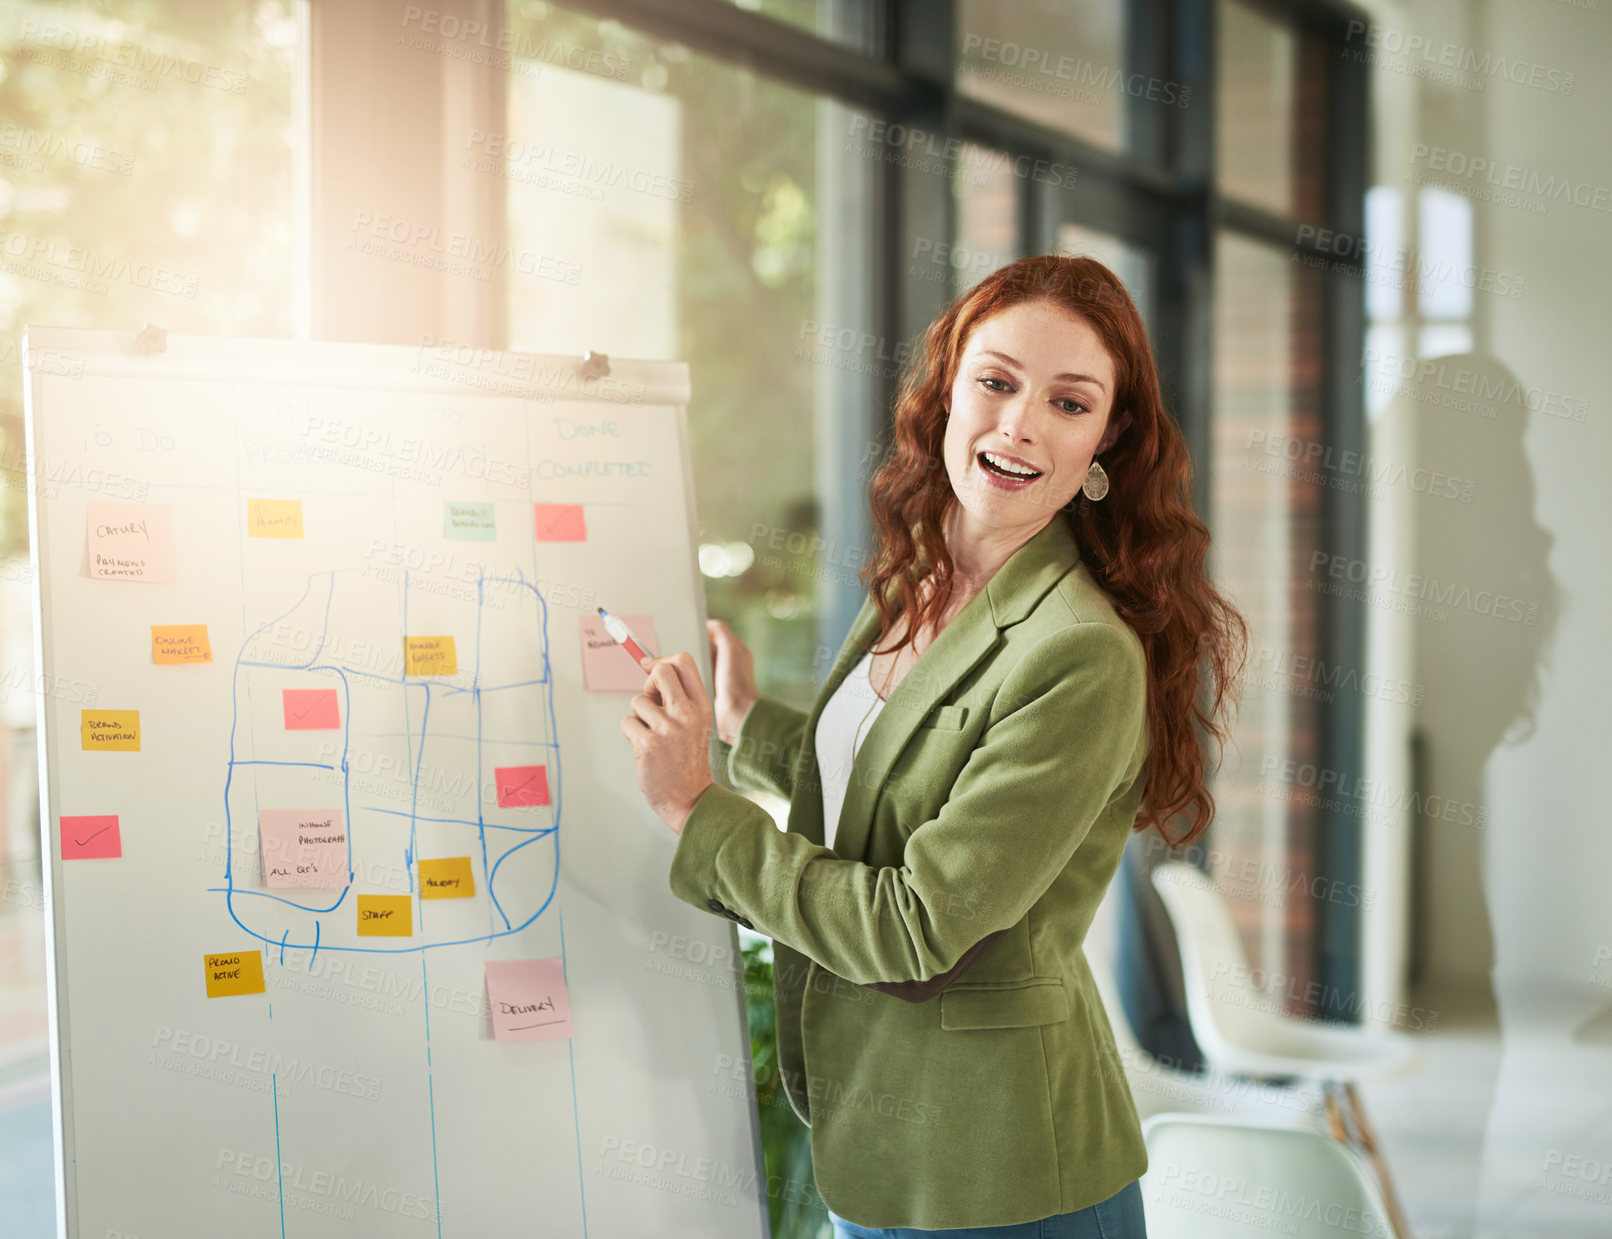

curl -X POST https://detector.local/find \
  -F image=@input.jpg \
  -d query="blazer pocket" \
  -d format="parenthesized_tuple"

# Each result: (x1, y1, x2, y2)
(938, 976, 1068, 1030)
(918, 704, 969, 731)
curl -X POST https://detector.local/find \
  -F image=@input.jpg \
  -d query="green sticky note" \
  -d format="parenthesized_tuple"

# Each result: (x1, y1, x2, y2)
(444, 501, 496, 540)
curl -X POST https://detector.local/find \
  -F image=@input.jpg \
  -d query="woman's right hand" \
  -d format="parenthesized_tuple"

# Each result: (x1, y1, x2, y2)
(707, 618, 759, 746)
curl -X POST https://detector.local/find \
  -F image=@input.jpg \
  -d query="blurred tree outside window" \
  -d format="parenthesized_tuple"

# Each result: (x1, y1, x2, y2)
(0, 4, 300, 1232)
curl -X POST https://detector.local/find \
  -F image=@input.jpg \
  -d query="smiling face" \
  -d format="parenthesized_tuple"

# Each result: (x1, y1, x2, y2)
(941, 298, 1129, 550)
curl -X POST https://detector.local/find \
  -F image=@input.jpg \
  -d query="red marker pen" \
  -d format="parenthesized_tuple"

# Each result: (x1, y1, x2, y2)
(597, 607, 656, 668)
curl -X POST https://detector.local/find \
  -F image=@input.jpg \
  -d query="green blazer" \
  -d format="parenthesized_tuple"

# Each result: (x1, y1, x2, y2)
(668, 514, 1151, 1229)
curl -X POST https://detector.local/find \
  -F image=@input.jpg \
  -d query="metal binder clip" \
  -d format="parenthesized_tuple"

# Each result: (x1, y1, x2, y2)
(578, 350, 610, 381)
(133, 323, 167, 354)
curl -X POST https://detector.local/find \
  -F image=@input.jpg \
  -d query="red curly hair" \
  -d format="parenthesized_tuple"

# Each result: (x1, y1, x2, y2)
(860, 254, 1247, 848)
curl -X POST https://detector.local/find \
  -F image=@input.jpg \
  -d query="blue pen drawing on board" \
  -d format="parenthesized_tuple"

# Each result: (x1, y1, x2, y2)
(213, 564, 562, 954)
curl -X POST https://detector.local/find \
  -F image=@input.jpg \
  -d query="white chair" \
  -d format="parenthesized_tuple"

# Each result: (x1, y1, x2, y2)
(1150, 861, 1421, 1236)
(1140, 1112, 1398, 1239)
(1084, 904, 1325, 1127)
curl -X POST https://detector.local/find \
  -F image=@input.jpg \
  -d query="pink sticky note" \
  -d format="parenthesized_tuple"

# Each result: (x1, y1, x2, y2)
(61, 815, 121, 860)
(534, 503, 586, 541)
(580, 613, 659, 691)
(495, 765, 551, 807)
(259, 810, 349, 889)
(283, 688, 341, 730)
(486, 958, 573, 1041)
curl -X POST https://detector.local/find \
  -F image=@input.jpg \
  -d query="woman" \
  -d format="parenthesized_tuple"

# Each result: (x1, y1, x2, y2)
(619, 255, 1247, 1237)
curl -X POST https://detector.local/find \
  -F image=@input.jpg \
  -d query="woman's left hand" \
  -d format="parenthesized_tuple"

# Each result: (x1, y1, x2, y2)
(620, 651, 716, 835)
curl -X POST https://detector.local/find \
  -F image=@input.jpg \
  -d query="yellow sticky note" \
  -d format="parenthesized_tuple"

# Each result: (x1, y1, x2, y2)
(152, 624, 212, 664)
(247, 499, 303, 538)
(404, 636, 457, 676)
(418, 857, 476, 900)
(204, 950, 265, 998)
(81, 709, 140, 751)
(357, 894, 413, 936)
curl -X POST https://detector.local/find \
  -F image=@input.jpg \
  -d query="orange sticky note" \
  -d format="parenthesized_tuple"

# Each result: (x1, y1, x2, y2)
(61, 814, 121, 860)
(151, 624, 212, 664)
(357, 894, 413, 936)
(418, 857, 475, 899)
(282, 688, 340, 730)
(204, 950, 266, 998)
(495, 765, 550, 807)
(534, 503, 586, 541)
(404, 635, 457, 676)
(486, 958, 573, 1040)
(247, 498, 303, 538)
(86, 501, 176, 582)
(81, 709, 140, 751)
(579, 613, 658, 691)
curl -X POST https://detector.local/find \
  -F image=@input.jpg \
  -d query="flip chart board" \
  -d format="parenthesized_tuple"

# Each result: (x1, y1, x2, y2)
(22, 328, 768, 1237)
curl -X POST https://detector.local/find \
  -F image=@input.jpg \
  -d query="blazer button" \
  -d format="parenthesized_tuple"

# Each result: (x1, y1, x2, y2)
(706, 898, 725, 913)
(736, 916, 754, 929)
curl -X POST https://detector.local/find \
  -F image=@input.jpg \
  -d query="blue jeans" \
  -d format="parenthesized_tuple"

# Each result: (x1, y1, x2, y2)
(827, 1177, 1146, 1238)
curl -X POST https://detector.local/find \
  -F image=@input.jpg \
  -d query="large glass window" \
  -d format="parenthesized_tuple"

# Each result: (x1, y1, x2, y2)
(956, 0, 1132, 153)
(1054, 222, 1154, 335)
(1208, 232, 1329, 1012)
(950, 143, 1018, 294)
(717, 0, 881, 52)
(1217, 0, 1326, 222)
(501, 7, 878, 714)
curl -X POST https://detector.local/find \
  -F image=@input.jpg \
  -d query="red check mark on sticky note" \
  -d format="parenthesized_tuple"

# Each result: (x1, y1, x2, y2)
(495, 765, 550, 807)
(62, 815, 121, 860)
(283, 689, 341, 730)
(534, 503, 586, 541)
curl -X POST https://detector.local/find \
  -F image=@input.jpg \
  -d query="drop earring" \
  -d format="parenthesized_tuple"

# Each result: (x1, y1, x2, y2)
(1082, 458, 1109, 501)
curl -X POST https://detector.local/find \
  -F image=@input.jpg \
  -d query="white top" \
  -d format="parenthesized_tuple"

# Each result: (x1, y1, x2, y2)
(815, 650, 889, 854)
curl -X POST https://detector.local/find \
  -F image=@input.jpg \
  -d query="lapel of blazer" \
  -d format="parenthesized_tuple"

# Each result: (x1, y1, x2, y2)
(790, 515, 1083, 861)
